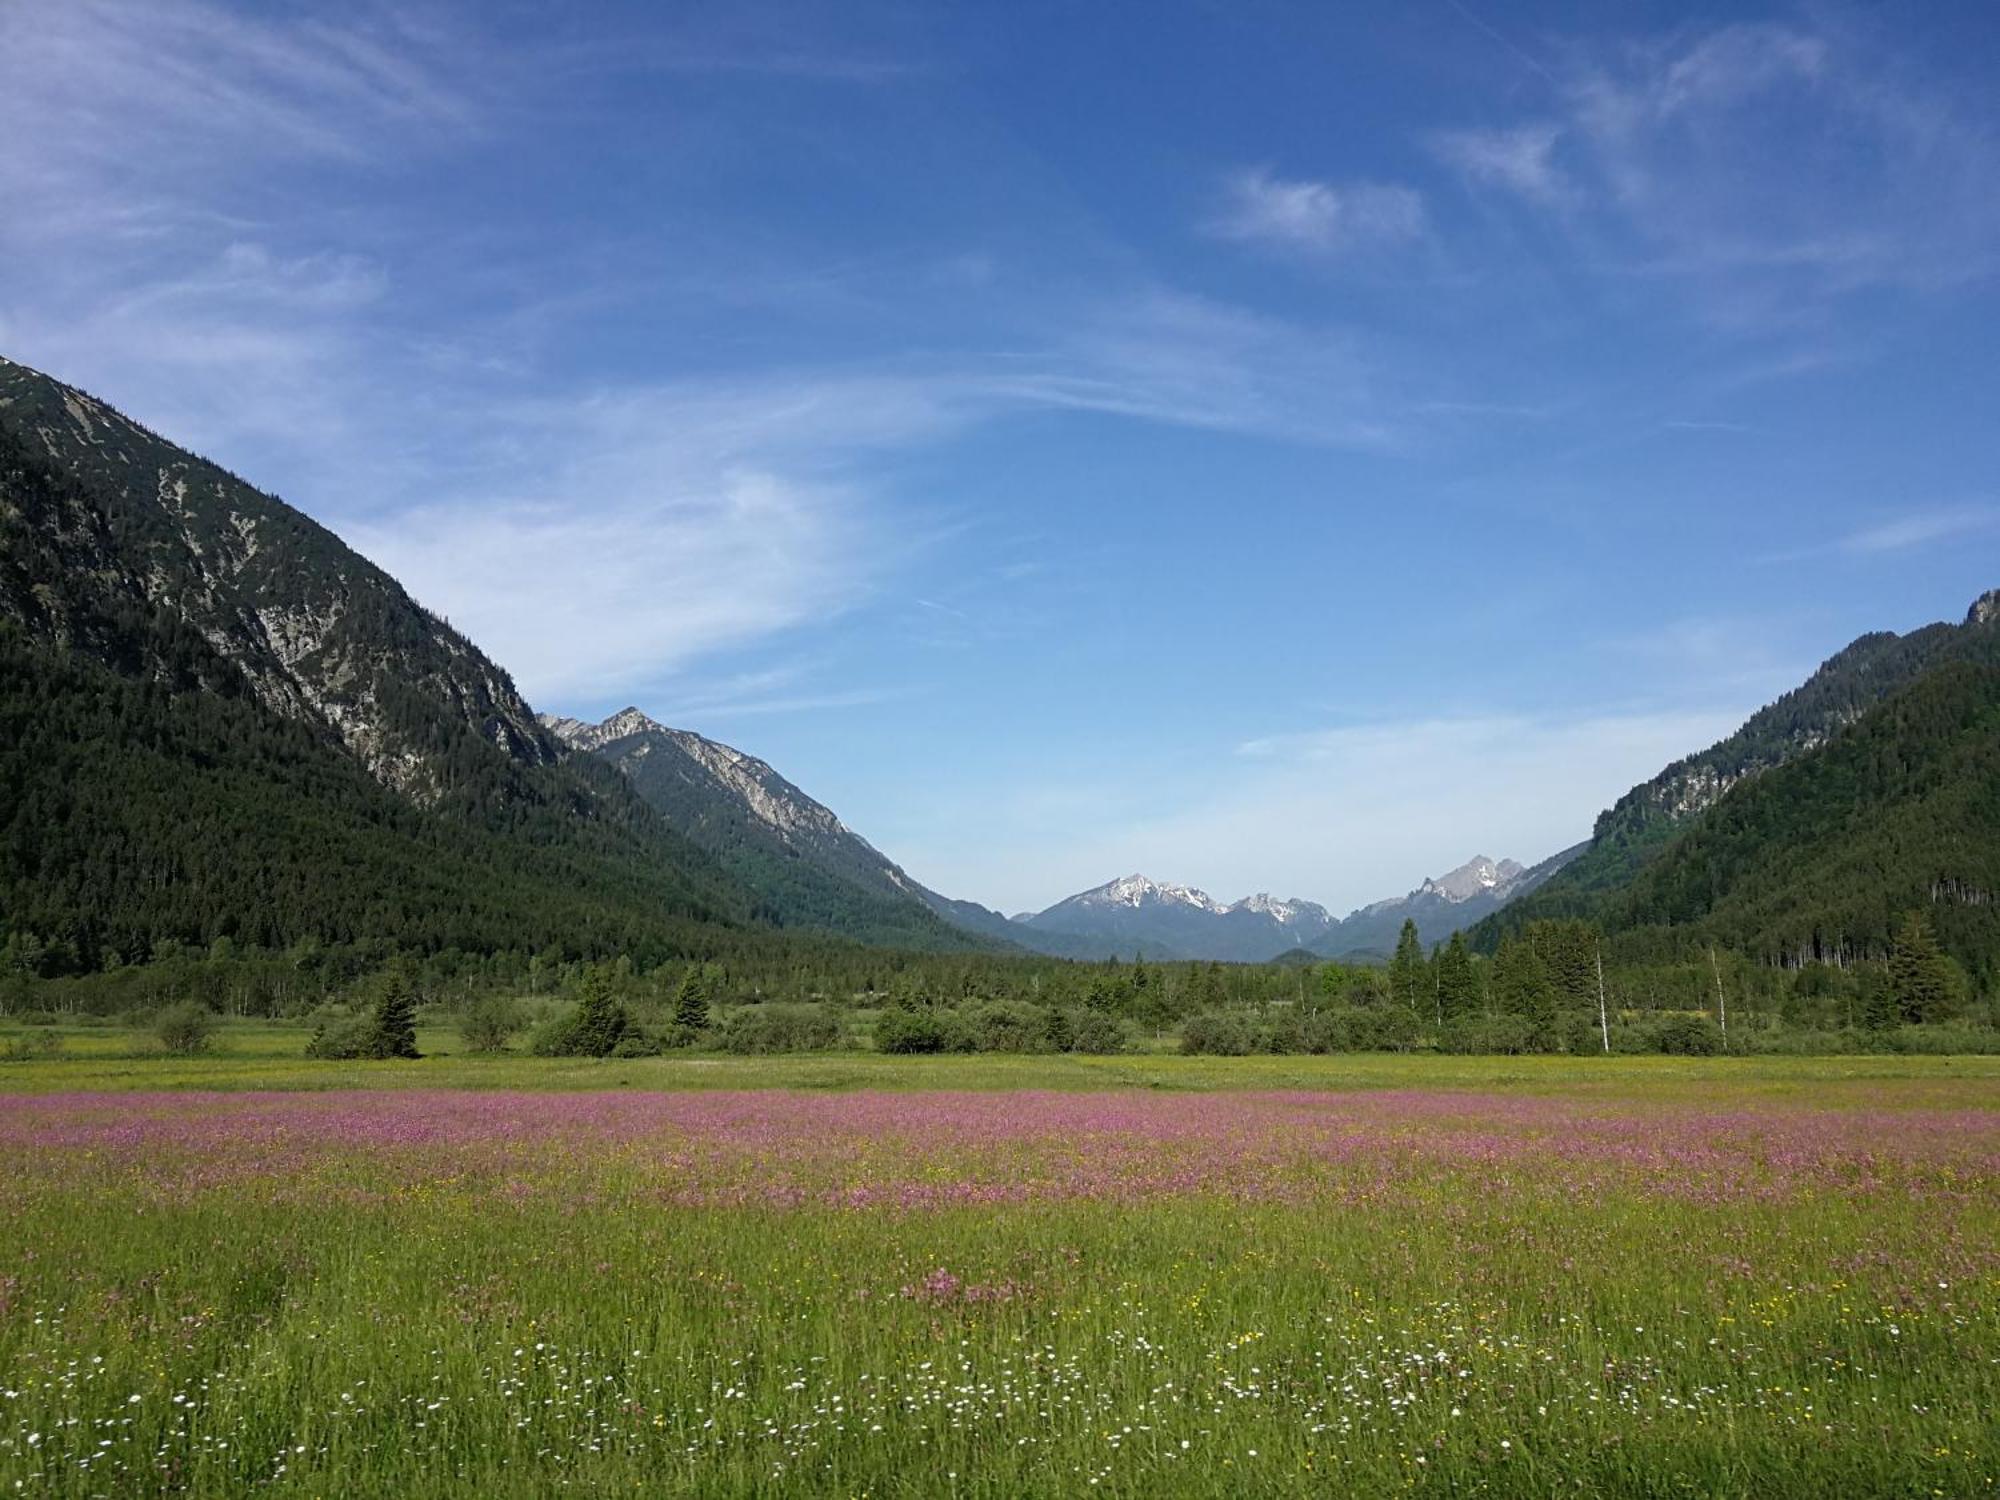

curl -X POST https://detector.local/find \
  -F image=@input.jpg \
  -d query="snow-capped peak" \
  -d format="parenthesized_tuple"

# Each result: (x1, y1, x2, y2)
(1229, 892, 1329, 924)
(1420, 855, 1529, 903)
(1085, 874, 1227, 913)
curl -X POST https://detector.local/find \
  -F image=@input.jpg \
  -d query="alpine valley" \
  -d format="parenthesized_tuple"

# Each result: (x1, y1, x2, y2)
(2, 351, 1996, 988)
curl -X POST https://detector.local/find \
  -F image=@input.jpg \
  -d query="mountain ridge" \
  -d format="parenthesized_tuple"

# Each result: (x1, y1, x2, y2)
(542, 706, 1000, 952)
(1477, 590, 2000, 949)
(1015, 849, 1579, 963)
(0, 354, 754, 962)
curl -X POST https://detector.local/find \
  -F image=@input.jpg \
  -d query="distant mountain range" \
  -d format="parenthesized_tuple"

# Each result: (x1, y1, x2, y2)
(1009, 850, 1580, 963)
(546, 705, 1585, 963)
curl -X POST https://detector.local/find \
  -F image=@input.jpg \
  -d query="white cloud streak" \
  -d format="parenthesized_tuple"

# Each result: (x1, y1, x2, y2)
(1429, 124, 1572, 204)
(1432, 18, 2000, 321)
(1210, 169, 1426, 256)
(1836, 505, 2000, 556)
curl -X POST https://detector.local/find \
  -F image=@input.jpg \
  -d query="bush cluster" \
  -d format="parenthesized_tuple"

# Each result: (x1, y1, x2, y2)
(717, 1004, 843, 1054)
(304, 975, 420, 1060)
(875, 1003, 1128, 1056)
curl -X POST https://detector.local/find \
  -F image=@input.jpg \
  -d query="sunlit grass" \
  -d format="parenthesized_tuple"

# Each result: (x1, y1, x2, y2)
(3, 1019, 1999, 1100)
(1, 1064, 1995, 1496)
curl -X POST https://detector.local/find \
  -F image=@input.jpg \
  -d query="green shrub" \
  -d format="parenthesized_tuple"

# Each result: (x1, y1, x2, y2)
(1180, 1012, 1252, 1056)
(1885, 1023, 2000, 1056)
(303, 1014, 373, 1060)
(966, 1000, 1049, 1053)
(1319, 1005, 1420, 1053)
(1654, 1013, 1725, 1056)
(721, 1004, 843, 1055)
(458, 997, 522, 1054)
(610, 1029, 664, 1058)
(305, 976, 423, 1060)
(874, 1008, 951, 1055)
(532, 975, 629, 1058)
(152, 1001, 216, 1056)
(1437, 1014, 1540, 1056)
(1252, 1012, 1310, 1054)
(1067, 1009, 1128, 1055)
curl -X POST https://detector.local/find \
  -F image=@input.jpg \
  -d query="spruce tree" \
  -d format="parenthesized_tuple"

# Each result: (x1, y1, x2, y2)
(672, 967, 712, 1032)
(1526, 920, 1598, 1010)
(1859, 969, 1901, 1031)
(366, 972, 420, 1059)
(1435, 932, 1479, 1022)
(556, 969, 629, 1057)
(1887, 912, 1958, 1023)
(1389, 919, 1427, 1014)
(1491, 937, 1558, 1051)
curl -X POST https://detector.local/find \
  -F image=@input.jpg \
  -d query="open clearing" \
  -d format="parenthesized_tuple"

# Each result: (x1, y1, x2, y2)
(1, 1056, 1995, 1496)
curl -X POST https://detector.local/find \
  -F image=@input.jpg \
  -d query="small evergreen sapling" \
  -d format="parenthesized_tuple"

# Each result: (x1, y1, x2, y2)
(366, 973, 421, 1059)
(672, 967, 712, 1033)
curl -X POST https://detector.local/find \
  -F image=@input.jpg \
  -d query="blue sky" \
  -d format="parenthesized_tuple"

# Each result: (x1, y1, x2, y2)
(3, 1, 1996, 915)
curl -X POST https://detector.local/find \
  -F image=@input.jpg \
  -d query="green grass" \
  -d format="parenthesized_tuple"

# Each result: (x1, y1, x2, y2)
(4, 1018, 2000, 1099)
(0, 1045, 1995, 1495)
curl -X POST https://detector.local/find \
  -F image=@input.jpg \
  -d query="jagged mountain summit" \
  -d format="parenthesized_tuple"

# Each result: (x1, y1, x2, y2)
(545, 707, 873, 852)
(1016, 854, 1573, 963)
(1318, 848, 1581, 959)
(1421, 855, 1526, 904)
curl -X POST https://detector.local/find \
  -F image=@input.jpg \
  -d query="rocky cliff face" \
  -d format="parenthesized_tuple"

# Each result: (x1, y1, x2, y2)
(1591, 600, 1999, 852)
(0, 355, 562, 801)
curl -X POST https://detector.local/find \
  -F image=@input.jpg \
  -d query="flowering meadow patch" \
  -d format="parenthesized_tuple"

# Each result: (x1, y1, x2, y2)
(1, 1078, 1996, 1495)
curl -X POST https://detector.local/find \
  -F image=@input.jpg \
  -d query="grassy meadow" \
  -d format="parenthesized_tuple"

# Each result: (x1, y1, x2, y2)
(0, 1045, 1995, 1496)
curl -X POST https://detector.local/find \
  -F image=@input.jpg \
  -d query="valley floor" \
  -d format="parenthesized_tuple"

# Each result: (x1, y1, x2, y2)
(3, 1023, 2000, 1096)
(1, 1052, 1995, 1496)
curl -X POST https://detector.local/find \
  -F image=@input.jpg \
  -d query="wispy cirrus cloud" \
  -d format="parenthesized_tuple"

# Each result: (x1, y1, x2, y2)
(1755, 504, 2000, 565)
(1429, 123, 1572, 204)
(1835, 505, 2000, 556)
(0, 0, 478, 247)
(1209, 168, 1426, 257)
(1, 0, 1420, 712)
(1431, 18, 2000, 323)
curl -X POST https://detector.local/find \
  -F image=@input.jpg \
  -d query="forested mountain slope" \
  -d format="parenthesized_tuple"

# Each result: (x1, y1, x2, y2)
(1481, 591, 2000, 945)
(0, 357, 750, 967)
(544, 709, 984, 952)
(1589, 660, 2000, 976)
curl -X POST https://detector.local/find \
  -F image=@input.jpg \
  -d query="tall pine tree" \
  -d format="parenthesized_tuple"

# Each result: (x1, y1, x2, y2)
(1491, 937, 1558, 1052)
(1888, 911, 1959, 1023)
(672, 965, 712, 1032)
(1389, 919, 1428, 1016)
(1435, 932, 1480, 1022)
